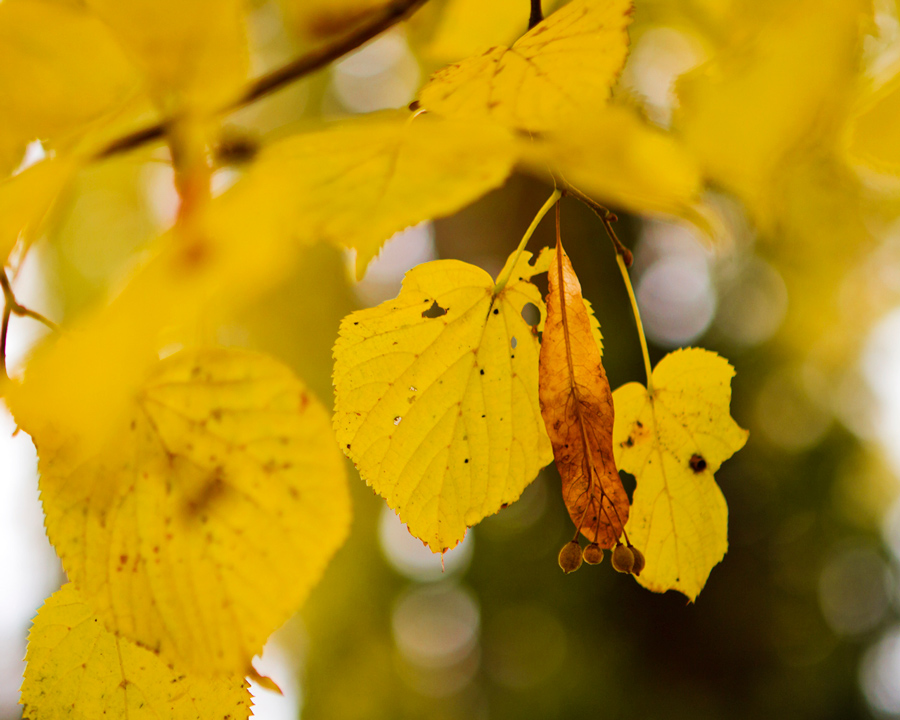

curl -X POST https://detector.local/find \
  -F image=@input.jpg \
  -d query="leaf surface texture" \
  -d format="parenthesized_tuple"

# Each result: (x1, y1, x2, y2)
(539, 241, 629, 547)
(33, 349, 350, 674)
(333, 248, 554, 551)
(21, 583, 251, 720)
(613, 348, 748, 599)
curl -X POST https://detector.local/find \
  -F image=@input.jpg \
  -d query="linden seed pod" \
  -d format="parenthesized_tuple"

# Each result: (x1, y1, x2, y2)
(630, 546, 646, 576)
(558, 541, 583, 574)
(582, 543, 604, 565)
(611, 544, 634, 573)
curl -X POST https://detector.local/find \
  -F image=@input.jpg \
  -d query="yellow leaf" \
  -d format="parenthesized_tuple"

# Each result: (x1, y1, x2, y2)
(84, 0, 249, 113)
(0, 0, 140, 145)
(21, 583, 251, 720)
(6, 179, 300, 464)
(417, 0, 632, 132)
(523, 104, 704, 221)
(425, 0, 566, 62)
(333, 247, 554, 552)
(32, 348, 350, 674)
(612, 348, 747, 600)
(0, 157, 76, 263)
(231, 110, 518, 277)
(539, 241, 629, 548)
(675, 0, 868, 222)
(848, 70, 900, 175)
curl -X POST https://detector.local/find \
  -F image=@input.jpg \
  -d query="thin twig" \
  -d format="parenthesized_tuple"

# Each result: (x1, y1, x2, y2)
(0, 272, 58, 331)
(93, 0, 431, 161)
(565, 184, 633, 267)
(0, 305, 10, 382)
(529, 0, 543, 29)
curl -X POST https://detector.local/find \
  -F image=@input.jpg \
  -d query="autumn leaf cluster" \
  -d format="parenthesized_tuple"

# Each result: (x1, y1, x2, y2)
(1, 0, 894, 717)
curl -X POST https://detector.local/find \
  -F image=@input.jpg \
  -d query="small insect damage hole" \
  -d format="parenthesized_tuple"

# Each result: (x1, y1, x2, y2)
(511, 336, 518, 349)
(689, 454, 707, 473)
(394, 416, 403, 425)
(521, 302, 540, 327)
(422, 300, 448, 319)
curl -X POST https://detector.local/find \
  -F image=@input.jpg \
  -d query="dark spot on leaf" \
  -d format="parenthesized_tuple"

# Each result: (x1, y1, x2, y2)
(480, 369, 485, 375)
(624, 436, 634, 447)
(422, 301, 448, 318)
(689, 454, 707, 473)
(493, 308, 499, 315)
(464, 458, 469, 464)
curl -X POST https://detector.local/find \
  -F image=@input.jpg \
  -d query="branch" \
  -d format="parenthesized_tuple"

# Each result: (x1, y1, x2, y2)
(564, 184, 633, 267)
(529, 0, 543, 29)
(0, 270, 58, 380)
(94, 0, 431, 161)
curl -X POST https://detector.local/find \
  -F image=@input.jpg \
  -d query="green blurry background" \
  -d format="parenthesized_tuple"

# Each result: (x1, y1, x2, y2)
(3, 1, 900, 719)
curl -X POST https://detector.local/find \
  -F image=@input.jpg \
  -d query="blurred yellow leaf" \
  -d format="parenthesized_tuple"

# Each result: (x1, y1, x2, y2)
(523, 105, 704, 221)
(31, 348, 349, 674)
(231, 111, 518, 277)
(425, 0, 565, 62)
(0, 0, 140, 146)
(6, 171, 302, 463)
(0, 157, 76, 263)
(21, 583, 251, 720)
(675, 0, 868, 222)
(417, 0, 632, 132)
(84, 0, 249, 113)
(848, 70, 900, 175)
(333, 247, 553, 552)
(613, 348, 747, 600)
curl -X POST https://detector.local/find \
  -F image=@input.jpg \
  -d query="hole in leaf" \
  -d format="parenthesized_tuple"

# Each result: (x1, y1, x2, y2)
(521, 302, 540, 327)
(422, 301, 448, 319)
(511, 336, 518, 349)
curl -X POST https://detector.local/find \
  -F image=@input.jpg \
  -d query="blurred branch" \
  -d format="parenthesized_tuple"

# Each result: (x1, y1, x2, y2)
(529, 0, 543, 28)
(95, 0, 432, 160)
(0, 270, 58, 380)
(564, 184, 633, 267)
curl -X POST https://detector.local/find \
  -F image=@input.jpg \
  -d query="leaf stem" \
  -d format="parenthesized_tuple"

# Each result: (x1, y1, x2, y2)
(94, 0, 431, 161)
(494, 189, 561, 294)
(615, 252, 652, 393)
(529, 0, 543, 29)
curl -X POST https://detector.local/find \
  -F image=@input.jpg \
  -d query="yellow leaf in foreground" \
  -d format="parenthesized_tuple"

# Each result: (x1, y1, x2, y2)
(35, 348, 350, 674)
(417, 0, 632, 132)
(333, 248, 554, 551)
(675, 0, 866, 221)
(84, 0, 248, 112)
(0, 0, 139, 145)
(234, 111, 517, 277)
(231, 111, 518, 277)
(523, 105, 703, 222)
(0, 157, 75, 263)
(21, 584, 251, 720)
(6, 183, 299, 465)
(425, 0, 565, 62)
(848, 71, 900, 175)
(612, 348, 747, 600)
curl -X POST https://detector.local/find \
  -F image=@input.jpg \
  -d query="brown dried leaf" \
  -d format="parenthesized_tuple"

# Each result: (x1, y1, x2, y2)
(539, 237, 629, 547)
